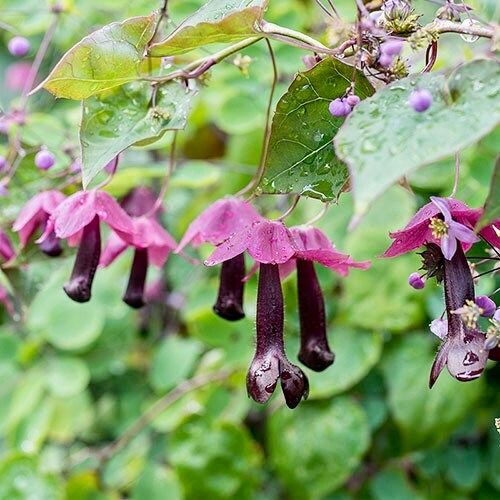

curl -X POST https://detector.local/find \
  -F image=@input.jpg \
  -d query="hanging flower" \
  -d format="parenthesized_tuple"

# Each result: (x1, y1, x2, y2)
(100, 187, 177, 308)
(177, 197, 261, 321)
(13, 190, 65, 256)
(206, 219, 370, 407)
(50, 190, 135, 303)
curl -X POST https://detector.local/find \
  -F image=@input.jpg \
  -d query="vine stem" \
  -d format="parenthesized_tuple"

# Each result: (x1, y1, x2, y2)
(92, 369, 234, 463)
(260, 21, 331, 52)
(20, 14, 59, 108)
(145, 131, 178, 217)
(275, 195, 301, 221)
(304, 202, 331, 225)
(236, 39, 278, 198)
(430, 19, 495, 39)
(450, 152, 460, 198)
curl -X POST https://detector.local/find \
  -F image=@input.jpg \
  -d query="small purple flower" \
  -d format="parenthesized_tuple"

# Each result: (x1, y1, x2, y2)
(379, 53, 394, 68)
(408, 272, 425, 289)
(329, 98, 351, 117)
(409, 89, 433, 112)
(345, 95, 361, 107)
(429, 196, 479, 260)
(381, 39, 403, 56)
(35, 149, 56, 170)
(8, 36, 30, 57)
(475, 295, 496, 317)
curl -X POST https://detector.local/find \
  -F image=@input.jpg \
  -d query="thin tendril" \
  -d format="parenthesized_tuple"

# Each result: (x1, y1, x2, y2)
(314, 0, 336, 19)
(146, 131, 178, 217)
(479, 235, 500, 259)
(304, 202, 331, 226)
(449, 152, 460, 197)
(236, 39, 278, 198)
(275, 195, 301, 221)
(473, 266, 499, 279)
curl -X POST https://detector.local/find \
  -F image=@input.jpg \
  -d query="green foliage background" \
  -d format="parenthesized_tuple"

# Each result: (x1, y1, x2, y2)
(0, 0, 499, 498)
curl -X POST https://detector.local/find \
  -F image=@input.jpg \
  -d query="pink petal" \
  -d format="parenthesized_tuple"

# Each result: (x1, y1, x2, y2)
(247, 220, 297, 264)
(479, 223, 500, 248)
(177, 197, 261, 252)
(53, 191, 97, 238)
(204, 224, 254, 266)
(133, 217, 176, 267)
(94, 191, 135, 242)
(0, 231, 15, 262)
(290, 226, 335, 252)
(279, 259, 297, 280)
(100, 231, 128, 267)
(383, 226, 432, 258)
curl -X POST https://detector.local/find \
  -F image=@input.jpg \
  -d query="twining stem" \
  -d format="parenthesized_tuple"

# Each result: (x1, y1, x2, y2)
(236, 39, 278, 198)
(276, 195, 301, 221)
(20, 14, 59, 108)
(93, 369, 234, 463)
(450, 152, 460, 198)
(304, 202, 331, 225)
(146, 37, 262, 83)
(260, 21, 330, 53)
(146, 131, 178, 217)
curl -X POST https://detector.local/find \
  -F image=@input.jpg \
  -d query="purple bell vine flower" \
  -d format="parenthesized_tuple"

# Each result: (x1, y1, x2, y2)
(49, 189, 135, 303)
(13, 190, 65, 257)
(100, 187, 177, 309)
(177, 197, 261, 321)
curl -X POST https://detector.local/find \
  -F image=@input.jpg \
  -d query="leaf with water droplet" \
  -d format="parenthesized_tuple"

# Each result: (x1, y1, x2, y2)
(80, 80, 196, 188)
(260, 57, 374, 202)
(36, 14, 159, 99)
(335, 59, 500, 216)
(149, 0, 268, 57)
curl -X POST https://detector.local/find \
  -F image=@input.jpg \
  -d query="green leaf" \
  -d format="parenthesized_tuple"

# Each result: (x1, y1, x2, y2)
(335, 59, 500, 216)
(169, 416, 263, 498)
(80, 80, 194, 187)
(27, 287, 105, 351)
(149, 0, 267, 57)
(369, 467, 424, 500)
(45, 357, 90, 398)
(382, 334, 483, 450)
(267, 397, 370, 499)
(131, 464, 182, 500)
(261, 57, 374, 202)
(38, 14, 158, 99)
(307, 328, 382, 399)
(0, 455, 63, 500)
(477, 156, 500, 229)
(445, 445, 482, 492)
(149, 336, 203, 392)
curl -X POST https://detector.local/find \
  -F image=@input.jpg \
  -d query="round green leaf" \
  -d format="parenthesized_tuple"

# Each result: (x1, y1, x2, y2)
(307, 328, 382, 399)
(267, 397, 370, 499)
(169, 416, 263, 499)
(45, 357, 90, 397)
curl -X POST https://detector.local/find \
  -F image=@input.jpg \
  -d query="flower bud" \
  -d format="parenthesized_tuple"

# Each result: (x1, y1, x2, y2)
(8, 36, 30, 57)
(345, 95, 361, 107)
(475, 295, 496, 317)
(35, 149, 56, 170)
(409, 89, 433, 112)
(408, 272, 425, 289)
(382, 0, 411, 20)
(329, 98, 351, 117)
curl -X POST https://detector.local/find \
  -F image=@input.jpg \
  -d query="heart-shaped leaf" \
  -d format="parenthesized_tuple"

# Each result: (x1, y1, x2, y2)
(335, 59, 500, 216)
(148, 0, 267, 57)
(37, 14, 158, 99)
(260, 57, 374, 202)
(80, 80, 195, 188)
